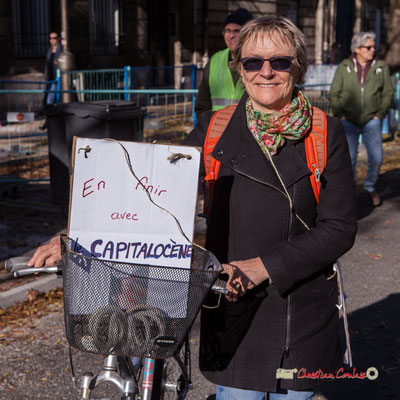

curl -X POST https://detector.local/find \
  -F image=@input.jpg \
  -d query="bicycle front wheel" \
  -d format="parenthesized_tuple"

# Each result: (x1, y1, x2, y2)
(160, 349, 191, 400)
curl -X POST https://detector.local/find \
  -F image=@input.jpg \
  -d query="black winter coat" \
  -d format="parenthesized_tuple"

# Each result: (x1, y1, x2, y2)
(182, 93, 357, 392)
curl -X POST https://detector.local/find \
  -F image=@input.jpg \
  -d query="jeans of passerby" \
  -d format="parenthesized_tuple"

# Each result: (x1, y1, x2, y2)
(342, 118, 383, 193)
(215, 385, 314, 400)
(46, 82, 57, 104)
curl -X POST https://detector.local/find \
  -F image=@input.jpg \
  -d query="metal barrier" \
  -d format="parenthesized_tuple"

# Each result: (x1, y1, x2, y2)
(303, 83, 331, 114)
(64, 64, 198, 102)
(66, 68, 127, 102)
(2, 71, 399, 185)
(0, 87, 198, 184)
(0, 78, 51, 184)
(129, 64, 197, 91)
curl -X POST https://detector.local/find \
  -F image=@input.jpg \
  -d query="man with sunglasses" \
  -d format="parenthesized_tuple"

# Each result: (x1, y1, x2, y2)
(329, 31, 393, 207)
(44, 32, 62, 104)
(194, 8, 253, 119)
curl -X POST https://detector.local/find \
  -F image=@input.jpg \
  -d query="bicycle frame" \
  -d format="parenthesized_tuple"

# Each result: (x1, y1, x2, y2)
(141, 357, 164, 400)
(5, 259, 204, 400)
(80, 355, 137, 399)
(5, 251, 223, 399)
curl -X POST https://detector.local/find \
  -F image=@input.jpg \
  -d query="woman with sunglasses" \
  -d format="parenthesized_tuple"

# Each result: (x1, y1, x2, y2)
(183, 15, 357, 400)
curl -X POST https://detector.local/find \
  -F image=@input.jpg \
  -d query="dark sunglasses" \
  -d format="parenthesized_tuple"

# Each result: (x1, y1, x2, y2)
(241, 56, 294, 72)
(359, 45, 375, 51)
(49, 36, 58, 39)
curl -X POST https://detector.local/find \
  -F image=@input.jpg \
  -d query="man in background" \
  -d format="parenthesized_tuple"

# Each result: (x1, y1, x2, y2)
(194, 8, 253, 119)
(44, 32, 62, 104)
(329, 31, 393, 207)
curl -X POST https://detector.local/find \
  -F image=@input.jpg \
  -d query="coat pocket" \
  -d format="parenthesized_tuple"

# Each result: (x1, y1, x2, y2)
(199, 292, 265, 371)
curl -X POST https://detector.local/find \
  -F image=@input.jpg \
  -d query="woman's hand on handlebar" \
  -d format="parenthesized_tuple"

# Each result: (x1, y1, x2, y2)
(28, 236, 62, 268)
(222, 257, 269, 302)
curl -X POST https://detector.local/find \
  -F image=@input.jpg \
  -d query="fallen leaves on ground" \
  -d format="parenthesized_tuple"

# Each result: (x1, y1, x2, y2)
(366, 252, 383, 260)
(0, 288, 63, 339)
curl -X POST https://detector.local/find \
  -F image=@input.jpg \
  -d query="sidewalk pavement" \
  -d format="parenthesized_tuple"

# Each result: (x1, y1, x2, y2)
(0, 138, 399, 399)
(0, 274, 62, 309)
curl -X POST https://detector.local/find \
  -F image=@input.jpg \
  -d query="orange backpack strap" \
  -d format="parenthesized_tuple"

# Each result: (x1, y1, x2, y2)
(305, 107, 328, 203)
(202, 104, 237, 214)
(202, 105, 327, 214)
(203, 104, 237, 182)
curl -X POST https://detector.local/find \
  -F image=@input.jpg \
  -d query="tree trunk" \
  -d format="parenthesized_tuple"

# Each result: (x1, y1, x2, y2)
(385, 0, 400, 72)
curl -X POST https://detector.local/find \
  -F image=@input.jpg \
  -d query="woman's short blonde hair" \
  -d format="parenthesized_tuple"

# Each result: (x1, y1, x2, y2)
(231, 15, 308, 85)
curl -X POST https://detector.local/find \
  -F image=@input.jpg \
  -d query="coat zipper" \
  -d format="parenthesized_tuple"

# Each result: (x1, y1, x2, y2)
(361, 65, 365, 124)
(228, 163, 297, 354)
(233, 163, 295, 355)
(230, 167, 289, 198)
(284, 295, 292, 354)
(284, 184, 295, 355)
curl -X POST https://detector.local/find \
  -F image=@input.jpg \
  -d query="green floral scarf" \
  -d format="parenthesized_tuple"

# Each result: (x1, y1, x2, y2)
(246, 89, 312, 156)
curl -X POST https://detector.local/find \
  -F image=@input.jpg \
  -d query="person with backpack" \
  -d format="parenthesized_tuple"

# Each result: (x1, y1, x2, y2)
(183, 15, 357, 400)
(194, 8, 253, 119)
(329, 31, 394, 207)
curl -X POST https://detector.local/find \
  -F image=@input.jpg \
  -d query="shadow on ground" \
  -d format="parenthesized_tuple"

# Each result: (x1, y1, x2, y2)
(316, 294, 400, 399)
(0, 181, 67, 262)
(357, 167, 400, 220)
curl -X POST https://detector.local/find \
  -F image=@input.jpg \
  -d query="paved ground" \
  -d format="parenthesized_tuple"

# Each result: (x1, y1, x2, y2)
(0, 138, 399, 399)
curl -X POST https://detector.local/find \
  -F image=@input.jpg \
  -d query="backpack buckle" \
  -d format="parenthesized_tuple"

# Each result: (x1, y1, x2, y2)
(312, 163, 321, 182)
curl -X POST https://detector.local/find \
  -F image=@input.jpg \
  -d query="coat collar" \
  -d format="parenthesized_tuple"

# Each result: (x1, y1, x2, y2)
(211, 93, 311, 190)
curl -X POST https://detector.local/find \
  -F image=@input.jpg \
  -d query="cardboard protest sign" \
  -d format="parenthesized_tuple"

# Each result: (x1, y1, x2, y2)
(67, 137, 201, 317)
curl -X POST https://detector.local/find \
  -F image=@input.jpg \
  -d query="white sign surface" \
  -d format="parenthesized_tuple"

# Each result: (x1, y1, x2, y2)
(7, 112, 35, 123)
(68, 137, 201, 317)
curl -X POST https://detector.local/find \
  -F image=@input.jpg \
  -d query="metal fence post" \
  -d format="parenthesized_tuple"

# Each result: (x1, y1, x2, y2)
(124, 66, 131, 101)
(191, 64, 197, 126)
(395, 73, 399, 127)
(56, 69, 61, 103)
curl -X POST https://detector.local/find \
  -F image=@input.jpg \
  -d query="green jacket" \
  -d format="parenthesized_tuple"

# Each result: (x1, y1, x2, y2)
(329, 57, 393, 127)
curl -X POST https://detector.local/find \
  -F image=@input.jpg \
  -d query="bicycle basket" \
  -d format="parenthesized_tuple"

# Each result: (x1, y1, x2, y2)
(60, 235, 222, 359)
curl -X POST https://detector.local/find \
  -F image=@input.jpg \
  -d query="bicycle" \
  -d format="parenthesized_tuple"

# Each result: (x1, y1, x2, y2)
(5, 235, 227, 400)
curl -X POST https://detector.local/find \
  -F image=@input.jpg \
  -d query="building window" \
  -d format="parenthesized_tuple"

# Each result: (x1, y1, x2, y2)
(287, 1, 298, 25)
(89, 0, 121, 55)
(12, 0, 50, 57)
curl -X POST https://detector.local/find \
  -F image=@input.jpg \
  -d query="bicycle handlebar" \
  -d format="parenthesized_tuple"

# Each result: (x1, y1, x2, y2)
(5, 256, 32, 273)
(5, 256, 61, 277)
(14, 266, 60, 277)
(5, 256, 227, 293)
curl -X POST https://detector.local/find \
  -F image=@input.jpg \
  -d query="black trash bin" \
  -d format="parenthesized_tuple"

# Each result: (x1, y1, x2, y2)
(44, 101, 146, 211)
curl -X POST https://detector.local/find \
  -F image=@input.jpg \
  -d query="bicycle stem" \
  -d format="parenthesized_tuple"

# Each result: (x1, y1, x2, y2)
(80, 355, 137, 399)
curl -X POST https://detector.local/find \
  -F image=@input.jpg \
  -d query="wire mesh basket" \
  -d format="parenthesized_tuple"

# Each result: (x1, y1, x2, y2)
(60, 235, 222, 359)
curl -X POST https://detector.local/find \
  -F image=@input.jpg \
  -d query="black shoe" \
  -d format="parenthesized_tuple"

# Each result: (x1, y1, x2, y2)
(368, 190, 382, 207)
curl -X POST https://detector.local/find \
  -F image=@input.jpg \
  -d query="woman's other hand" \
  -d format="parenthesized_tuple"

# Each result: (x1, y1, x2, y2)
(28, 236, 61, 268)
(222, 257, 269, 302)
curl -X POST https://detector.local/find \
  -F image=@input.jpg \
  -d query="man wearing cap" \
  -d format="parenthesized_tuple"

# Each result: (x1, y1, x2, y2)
(195, 8, 253, 119)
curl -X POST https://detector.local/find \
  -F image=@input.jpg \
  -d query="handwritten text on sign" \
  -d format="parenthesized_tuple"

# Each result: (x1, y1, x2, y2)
(68, 138, 201, 268)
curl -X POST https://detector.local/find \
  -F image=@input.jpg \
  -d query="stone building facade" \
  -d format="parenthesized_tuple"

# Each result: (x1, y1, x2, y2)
(0, 0, 392, 77)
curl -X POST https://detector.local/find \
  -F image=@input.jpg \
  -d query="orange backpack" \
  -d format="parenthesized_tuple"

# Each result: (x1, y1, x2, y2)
(203, 104, 327, 213)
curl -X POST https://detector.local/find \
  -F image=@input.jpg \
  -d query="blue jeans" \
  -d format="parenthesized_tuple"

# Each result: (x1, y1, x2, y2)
(46, 82, 58, 104)
(216, 385, 314, 400)
(342, 118, 383, 192)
